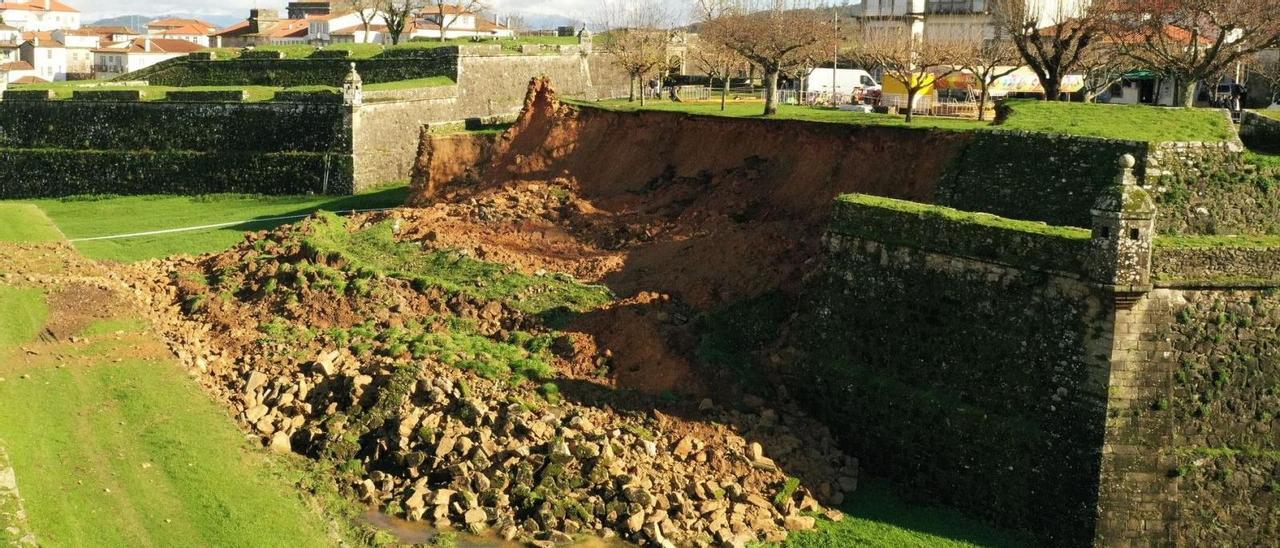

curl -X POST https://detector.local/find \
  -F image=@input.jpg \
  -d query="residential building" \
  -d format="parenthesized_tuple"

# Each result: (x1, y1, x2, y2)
(0, 0, 80, 33)
(19, 31, 65, 80)
(861, 0, 1088, 42)
(92, 37, 201, 79)
(307, 10, 385, 45)
(83, 25, 140, 44)
(415, 5, 514, 40)
(1, 59, 40, 83)
(211, 9, 310, 48)
(52, 28, 97, 78)
(146, 18, 216, 47)
(0, 23, 20, 65)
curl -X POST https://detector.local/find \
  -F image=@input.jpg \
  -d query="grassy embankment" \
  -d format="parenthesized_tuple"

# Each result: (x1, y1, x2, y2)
(0, 207, 350, 547)
(24, 183, 409, 262)
(588, 97, 1237, 143)
(11, 77, 453, 102)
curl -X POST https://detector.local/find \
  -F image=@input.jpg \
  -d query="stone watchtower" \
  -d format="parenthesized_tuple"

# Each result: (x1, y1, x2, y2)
(1087, 154, 1156, 296)
(342, 63, 363, 107)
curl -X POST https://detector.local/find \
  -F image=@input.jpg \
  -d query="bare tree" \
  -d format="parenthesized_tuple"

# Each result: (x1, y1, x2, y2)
(990, 0, 1102, 101)
(700, 0, 838, 116)
(690, 0, 749, 110)
(1107, 0, 1280, 107)
(348, 0, 381, 44)
(1250, 52, 1280, 106)
(598, 0, 673, 105)
(959, 36, 1021, 120)
(860, 27, 966, 122)
(1076, 41, 1130, 103)
(425, 0, 488, 42)
(381, 0, 420, 45)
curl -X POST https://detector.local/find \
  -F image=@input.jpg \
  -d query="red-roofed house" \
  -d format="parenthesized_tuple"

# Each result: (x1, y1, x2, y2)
(92, 37, 201, 79)
(0, 59, 39, 84)
(211, 9, 311, 48)
(19, 30, 66, 80)
(147, 18, 217, 47)
(414, 5, 513, 40)
(0, 0, 80, 32)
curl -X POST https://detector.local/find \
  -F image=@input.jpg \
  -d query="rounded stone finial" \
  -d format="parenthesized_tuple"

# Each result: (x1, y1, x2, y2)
(1119, 154, 1136, 169)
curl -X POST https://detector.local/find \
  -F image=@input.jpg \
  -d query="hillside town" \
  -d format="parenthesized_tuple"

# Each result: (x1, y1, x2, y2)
(0, 0, 1278, 547)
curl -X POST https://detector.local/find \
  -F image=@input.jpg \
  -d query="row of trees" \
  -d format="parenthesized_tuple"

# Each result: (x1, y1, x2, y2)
(345, 0, 488, 45)
(598, 0, 1280, 119)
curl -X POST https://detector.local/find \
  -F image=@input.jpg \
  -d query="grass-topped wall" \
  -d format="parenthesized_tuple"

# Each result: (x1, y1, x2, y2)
(0, 149, 353, 198)
(936, 130, 1146, 228)
(831, 194, 1091, 274)
(135, 52, 457, 88)
(795, 230, 1106, 546)
(0, 101, 347, 152)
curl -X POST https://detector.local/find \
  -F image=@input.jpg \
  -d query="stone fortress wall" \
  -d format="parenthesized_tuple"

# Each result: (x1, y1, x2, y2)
(0, 42, 629, 198)
(809, 157, 1279, 546)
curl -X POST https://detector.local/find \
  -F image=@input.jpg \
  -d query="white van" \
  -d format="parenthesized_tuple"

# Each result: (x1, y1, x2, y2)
(804, 68, 881, 95)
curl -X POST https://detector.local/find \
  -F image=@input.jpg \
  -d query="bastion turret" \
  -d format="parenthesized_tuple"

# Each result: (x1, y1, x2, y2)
(1088, 154, 1156, 290)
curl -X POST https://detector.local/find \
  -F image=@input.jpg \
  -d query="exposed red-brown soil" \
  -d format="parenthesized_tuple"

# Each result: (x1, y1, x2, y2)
(397, 77, 970, 394)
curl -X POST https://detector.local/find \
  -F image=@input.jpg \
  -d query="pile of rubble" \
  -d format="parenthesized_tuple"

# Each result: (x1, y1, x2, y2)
(120, 215, 858, 546)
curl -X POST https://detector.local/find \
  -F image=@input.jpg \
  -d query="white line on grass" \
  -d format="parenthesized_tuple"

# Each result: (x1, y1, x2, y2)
(67, 208, 396, 242)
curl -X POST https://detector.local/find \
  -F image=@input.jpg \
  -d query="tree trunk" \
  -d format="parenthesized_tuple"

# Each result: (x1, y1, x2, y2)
(640, 74, 647, 106)
(904, 88, 917, 123)
(629, 75, 636, 102)
(977, 87, 989, 121)
(1176, 79, 1198, 108)
(1042, 79, 1062, 101)
(721, 65, 729, 111)
(763, 69, 781, 116)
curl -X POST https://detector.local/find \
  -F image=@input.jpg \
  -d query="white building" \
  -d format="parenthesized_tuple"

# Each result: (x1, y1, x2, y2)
(862, 0, 1089, 43)
(92, 37, 201, 79)
(0, 0, 80, 33)
(146, 18, 216, 47)
(413, 5, 514, 40)
(307, 10, 386, 45)
(53, 28, 97, 77)
(19, 32, 66, 81)
(1, 60, 39, 83)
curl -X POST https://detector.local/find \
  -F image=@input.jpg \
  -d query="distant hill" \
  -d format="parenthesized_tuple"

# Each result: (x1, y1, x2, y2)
(88, 14, 243, 32)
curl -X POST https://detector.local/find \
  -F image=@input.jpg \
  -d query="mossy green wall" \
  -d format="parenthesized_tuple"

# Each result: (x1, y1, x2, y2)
(0, 101, 348, 152)
(139, 55, 456, 87)
(793, 233, 1110, 546)
(0, 149, 353, 197)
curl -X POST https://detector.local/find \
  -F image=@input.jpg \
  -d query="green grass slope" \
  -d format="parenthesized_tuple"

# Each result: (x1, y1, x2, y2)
(28, 184, 408, 262)
(0, 204, 62, 242)
(0, 323, 338, 547)
(998, 100, 1235, 142)
(0, 286, 46, 349)
(588, 99, 989, 131)
(784, 480, 1030, 547)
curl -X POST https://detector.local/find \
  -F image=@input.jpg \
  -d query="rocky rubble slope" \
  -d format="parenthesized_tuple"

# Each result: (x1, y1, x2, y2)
(121, 214, 858, 546)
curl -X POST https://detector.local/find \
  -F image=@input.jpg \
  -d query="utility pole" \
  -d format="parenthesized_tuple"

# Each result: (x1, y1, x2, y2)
(833, 5, 839, 103)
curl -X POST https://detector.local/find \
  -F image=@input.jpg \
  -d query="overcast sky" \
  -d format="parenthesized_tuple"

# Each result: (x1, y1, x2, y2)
(78, 0, 676, 21)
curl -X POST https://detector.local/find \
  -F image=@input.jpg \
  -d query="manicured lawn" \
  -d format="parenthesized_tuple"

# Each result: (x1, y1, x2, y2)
(1257, 109, 1280, 121)
(11, 82, 283, 102)
(0, 306, 338, 547)
(0, 204, 62, 242)
(586, 98, 1238, 142)
(365, 76, 455, 91)
(588, 99, 992, 131)
(997, 99, 1236, 142)
(0, 285, 46, 348)
(22, 184, 409, 262)
(11, 79, 454, 102)
(785, 480, 1030, 547)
